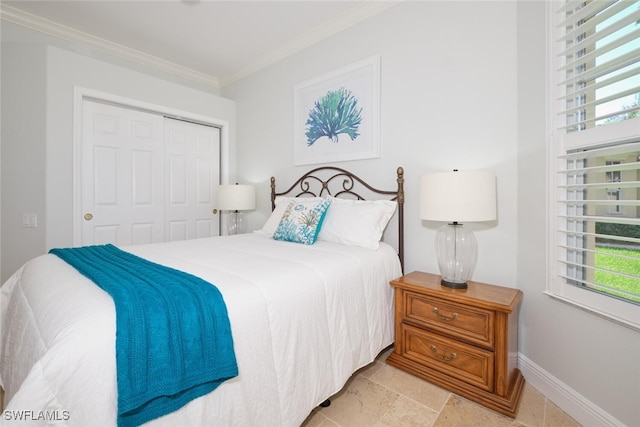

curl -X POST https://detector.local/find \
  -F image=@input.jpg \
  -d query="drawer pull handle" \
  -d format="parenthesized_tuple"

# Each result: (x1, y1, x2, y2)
(430, 345, 457, 362)
(432, 307, 458, 321)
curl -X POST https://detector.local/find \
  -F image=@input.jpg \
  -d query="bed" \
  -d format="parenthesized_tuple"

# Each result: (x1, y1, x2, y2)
(0, 166, 405, 427)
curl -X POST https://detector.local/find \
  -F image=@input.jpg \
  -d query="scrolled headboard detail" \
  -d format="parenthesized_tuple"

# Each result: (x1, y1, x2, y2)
(270, 166, 405, 270)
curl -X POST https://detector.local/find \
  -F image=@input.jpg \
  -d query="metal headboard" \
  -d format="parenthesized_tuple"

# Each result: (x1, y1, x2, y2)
(270, 166, 405, 271)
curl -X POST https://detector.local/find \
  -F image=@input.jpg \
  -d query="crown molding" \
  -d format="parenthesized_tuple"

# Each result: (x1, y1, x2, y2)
(0, 4, 220, 89)
(1, 1, 401, 90)
(219, 0, 402, 87)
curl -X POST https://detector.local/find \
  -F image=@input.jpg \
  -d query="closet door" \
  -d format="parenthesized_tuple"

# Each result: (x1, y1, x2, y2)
(81, 100, 165, 246)
(79, 100, 221, 246)
(164, 118, 220, 240)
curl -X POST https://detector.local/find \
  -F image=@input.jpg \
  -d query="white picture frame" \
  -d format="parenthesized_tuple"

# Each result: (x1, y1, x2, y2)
(293, 55, 380, 166)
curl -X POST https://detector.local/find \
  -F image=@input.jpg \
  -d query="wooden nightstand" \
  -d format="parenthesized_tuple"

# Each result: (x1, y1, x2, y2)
(387, 271, 525, 418)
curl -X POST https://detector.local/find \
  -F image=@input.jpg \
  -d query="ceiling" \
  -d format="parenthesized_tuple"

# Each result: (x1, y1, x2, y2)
(2, 0, 400, 88)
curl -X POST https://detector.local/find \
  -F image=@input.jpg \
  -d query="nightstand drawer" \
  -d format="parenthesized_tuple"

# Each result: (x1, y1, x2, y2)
(402, 324, 495, 392)
(404, 291, 494, 348)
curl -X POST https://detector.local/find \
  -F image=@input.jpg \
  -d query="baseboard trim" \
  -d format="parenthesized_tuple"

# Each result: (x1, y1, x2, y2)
(518, 353, 624, 426)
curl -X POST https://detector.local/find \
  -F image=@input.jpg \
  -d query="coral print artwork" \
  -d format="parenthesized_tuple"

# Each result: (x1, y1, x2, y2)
(305, 87, 363, 146)
(294, 56, 380, 166)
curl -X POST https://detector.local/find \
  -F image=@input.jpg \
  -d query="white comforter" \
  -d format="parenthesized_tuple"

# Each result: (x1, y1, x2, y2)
(0, 233, 401, 426)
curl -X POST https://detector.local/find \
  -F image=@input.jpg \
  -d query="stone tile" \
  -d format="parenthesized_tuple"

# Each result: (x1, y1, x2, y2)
(296, 354, 583, 427)
(433, 395, 524, 427)
(515, 383, 546, 427)
(375, 395, 439, 427)
(301, 409, 328, 427)
(544, 400, 582, 427)
(306, 412, 340, 427)
(357, 360, 385, 380)
(318, 418, 340, 427)
(318, 376, 399, 427)
(370, 364, 450, 411)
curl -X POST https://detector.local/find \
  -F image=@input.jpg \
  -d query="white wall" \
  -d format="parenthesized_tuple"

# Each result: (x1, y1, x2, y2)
(223, 1, 519, 287)
(1, 22, 236, 282)
(1, 42, 47, 282)
(223, 2, 639, 426)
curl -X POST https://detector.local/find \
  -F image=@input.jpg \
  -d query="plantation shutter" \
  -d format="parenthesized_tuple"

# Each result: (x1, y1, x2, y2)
(559, 143, 640, 302)
(555, 0, 640, 305)
(557, 0, 640, 136)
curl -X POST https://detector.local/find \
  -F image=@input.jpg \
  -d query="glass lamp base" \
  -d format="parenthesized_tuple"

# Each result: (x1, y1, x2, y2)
(227, 211, 246, 235)
(435, 222, 477, 288)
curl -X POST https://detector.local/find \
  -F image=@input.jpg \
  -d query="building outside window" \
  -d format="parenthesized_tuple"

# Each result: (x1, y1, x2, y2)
(605, 160, 622, 214)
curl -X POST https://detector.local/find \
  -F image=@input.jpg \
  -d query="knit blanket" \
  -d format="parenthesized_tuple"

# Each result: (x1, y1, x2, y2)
(50, 244, 238, 427)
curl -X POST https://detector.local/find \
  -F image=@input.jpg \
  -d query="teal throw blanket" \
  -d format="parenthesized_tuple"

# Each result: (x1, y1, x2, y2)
(50, 244, 238, 427)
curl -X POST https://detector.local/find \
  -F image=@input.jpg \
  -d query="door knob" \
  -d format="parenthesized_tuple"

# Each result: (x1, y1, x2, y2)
(84, 213, 93, 221)
(212, 209, 218, 215)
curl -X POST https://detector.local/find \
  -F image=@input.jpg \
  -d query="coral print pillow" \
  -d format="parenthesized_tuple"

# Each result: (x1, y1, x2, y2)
(273, 198, 332, 245)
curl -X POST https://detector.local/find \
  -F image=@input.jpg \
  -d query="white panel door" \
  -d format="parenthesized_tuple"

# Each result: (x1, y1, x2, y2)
(81, 101, 165, 246)
(164, 118, 220, 240)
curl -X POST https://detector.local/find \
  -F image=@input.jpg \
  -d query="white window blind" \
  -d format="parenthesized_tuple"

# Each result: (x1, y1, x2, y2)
(558, 142, 640, 304)
(551, 0, 640, 328)
(558, 0, 640, 134)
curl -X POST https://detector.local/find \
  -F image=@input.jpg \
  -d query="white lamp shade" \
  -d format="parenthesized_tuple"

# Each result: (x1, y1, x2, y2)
(420, 170, 496, 223)
(218, 184, 256, 211)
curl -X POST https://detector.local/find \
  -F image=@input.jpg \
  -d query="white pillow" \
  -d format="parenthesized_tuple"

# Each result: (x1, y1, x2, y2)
(318, 197, 397, 249)
(255, 196, 324, 236)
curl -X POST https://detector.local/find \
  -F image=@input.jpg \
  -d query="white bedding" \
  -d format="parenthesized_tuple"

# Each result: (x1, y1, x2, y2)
(0, 233, 401, 426)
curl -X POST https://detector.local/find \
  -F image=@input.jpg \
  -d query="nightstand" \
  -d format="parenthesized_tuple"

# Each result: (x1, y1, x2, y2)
(387, 271, 525, 417)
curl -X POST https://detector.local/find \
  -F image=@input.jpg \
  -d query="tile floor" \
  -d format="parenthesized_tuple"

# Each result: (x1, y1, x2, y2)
(302, 348, 581, 427)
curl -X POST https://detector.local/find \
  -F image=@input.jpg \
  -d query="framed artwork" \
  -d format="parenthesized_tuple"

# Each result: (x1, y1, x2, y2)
(293, 55, 380, 166)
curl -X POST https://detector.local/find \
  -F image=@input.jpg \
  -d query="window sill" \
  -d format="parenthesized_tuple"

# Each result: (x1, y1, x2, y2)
(543, 291, 640, 333)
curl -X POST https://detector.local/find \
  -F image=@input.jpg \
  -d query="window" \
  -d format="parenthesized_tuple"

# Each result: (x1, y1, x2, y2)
(549, 0, 640, 330)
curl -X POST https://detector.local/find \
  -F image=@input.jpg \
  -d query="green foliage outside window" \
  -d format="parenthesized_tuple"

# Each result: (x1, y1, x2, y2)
(596, 222, 640, 240)
(595, 246, 640, 304)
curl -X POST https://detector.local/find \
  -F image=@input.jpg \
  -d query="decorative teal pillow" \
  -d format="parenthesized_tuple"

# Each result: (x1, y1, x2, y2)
(273, 198, 332, 245)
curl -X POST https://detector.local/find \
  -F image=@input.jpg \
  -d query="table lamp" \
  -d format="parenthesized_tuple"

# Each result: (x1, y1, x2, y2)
(420, 169, 497, 288)
(218, 183, 256, 235)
